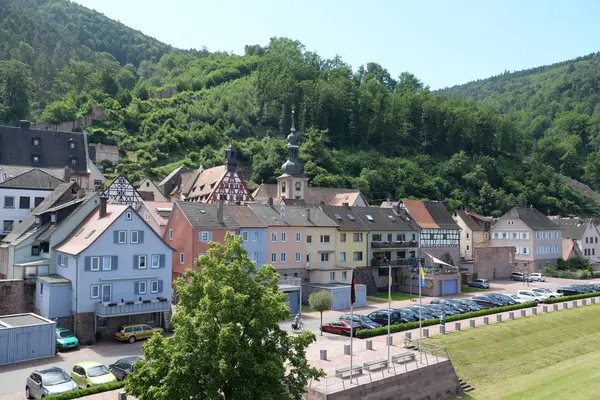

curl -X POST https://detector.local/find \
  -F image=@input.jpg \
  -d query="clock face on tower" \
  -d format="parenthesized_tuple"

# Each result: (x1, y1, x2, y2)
(295, 181, 302, 191)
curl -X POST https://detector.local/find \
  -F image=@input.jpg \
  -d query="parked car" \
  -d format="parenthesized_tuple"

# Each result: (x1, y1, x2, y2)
(405, 306, 437, 320)
(114, 323, 164, 343)
(488, 293, 518, 306)
(339, 314, 382, 329)
(109, 356, 143, 381)
(516, 290, 545, 303)
(430, 299, 470, 313)
(510, 272, 531, 282)
(425, 304, 460, 316)
(453, 299, 484, 311)
(556, 285, 588, 296)
(320, 320, 361, 336)
(468, 279, 490, 289)
(471, 295, 503, 308)
(56, 328, 79, 352)
(529, 273, 547, 282)
(70, 362, 117, 388)
(531, 288, 562, 298)
(395, 307, 424, 322)
(367, 309, 412, 326)
(26, 367, 78, 399)
(507, 294, 528, 304)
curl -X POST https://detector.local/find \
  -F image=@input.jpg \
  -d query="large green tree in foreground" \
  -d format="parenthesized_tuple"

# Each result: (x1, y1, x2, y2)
(126, 233, 323, 400)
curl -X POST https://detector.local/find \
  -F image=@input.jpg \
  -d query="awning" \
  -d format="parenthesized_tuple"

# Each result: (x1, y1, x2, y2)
(423, 252, 455, 267)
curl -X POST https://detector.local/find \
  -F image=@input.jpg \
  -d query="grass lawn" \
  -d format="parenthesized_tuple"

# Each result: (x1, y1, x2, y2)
(374, 292, 417, 301)
(302, 305, 316, 313)
(367, 296, 388, 303)
(461, 286, 489, 294)
(429, 304, 600, 399)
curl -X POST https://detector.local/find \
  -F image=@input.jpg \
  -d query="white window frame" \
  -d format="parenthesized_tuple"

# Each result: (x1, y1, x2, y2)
(280, 252, 287, 263)
(320, 235, 330, 243)
(118, 230, 127, 244)
(296, 252, 301, 262)
(151, 280, 159, 294)
(321, 253, 330, 262)
(340, 252, 346, 262)
(126, 211, 132, 220)
(102, 256, 112, 271)
(281, 232, 287, 243)
(253, 232, 258, 241)
(353, 233, 363, 242)
(59, 254, 67, 267)
(139, 281, 147, 295)
(271, 232, 277, 242)
(169, 229, 174, 240)
(130, 230, 139, 244)
(180, 253, 184, 264)
(342, 271, 347, 280)
(296, 232, 301, 242)
(3, 196, 14, 209)
(329, 272, 336, 281)
(151, 254, 160, 269)
(200, 231, 209, 242)
(138, 255, 147, 269)
(271, 253, 277, 263)
(353, 251, 363, 261)
(90, 285, 100, 299)
(91, 256, 100, 271)
(242, 231, 248, 241)
(340, 233, 347, 242)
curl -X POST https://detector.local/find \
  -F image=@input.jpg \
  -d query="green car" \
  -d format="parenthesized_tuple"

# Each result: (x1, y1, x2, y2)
(56, 328, 80, 351)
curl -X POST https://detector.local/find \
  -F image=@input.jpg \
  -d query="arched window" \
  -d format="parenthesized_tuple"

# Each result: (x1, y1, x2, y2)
(282, 182, 286, 193)
(295, 181, 302, 191)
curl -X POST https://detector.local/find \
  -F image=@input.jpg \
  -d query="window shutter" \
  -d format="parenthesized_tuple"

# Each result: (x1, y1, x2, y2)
(138, 231, 144, 243)
(134, 281, 139, 295)
(84, 256, 91, 271)
(158, 280, 163, 293)
(133, 255, 139, 269)
(159, 254, 166, 268)
(208, 232, 213, 241)
(113, 231, 119, 244)
(112, 256, 118, 270)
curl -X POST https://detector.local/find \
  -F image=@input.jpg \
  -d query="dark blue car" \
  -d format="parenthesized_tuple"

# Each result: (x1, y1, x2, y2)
(339, 314, 382, 329)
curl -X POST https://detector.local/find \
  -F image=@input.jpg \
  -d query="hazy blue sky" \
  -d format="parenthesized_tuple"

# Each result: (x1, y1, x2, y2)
(73, 0, 600, 89)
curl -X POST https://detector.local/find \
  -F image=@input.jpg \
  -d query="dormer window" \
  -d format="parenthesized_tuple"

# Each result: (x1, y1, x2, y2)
(71, 158, 77, 166)
(68, 139, 76, 149)
(32, 137, 40, 146)
(32, 155, 39, 164)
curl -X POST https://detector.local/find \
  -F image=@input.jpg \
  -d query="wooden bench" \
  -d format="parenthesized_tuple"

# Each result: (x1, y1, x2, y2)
(334, 365, 363, 379)
(392, 352, 416, 364)
(362, 358, 388, 372)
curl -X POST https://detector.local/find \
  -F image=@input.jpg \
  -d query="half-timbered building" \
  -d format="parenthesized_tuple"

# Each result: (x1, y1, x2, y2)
(102, 175, 144, 207)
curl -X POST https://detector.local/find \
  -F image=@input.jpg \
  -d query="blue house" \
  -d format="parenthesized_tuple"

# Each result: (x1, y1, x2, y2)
(40, 197, 174, 344)
(224, 205, 268, 268)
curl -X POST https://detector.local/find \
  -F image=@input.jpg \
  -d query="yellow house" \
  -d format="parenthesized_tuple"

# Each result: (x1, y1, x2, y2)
(319, 205, 369, 283)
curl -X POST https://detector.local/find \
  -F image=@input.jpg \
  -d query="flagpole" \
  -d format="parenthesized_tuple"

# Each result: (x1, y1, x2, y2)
(350, 268, 354, 383)
(419, 260, 423, 363)
(387, 259, 391, 371)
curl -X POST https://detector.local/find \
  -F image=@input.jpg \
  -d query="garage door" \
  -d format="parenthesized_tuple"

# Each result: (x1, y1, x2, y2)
(442, 279, 458, 296)
(287, 292, 299, 315)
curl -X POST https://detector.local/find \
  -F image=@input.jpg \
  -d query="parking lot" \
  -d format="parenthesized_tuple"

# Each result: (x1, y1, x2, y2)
(0, 277, 594, 399)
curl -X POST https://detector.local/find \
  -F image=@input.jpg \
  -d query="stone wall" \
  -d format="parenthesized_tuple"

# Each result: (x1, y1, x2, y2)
(473, 246, 516, 280)
(306, 360, 462, 400)
(73, 312, 95, 345)
(0, 279, 35, 315)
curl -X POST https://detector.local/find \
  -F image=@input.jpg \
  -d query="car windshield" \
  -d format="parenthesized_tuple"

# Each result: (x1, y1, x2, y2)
(87, 365, 110, 378)
(359, 316, 375, 323)
(57, 330, 75, 339)
(43, 371, 70, 386)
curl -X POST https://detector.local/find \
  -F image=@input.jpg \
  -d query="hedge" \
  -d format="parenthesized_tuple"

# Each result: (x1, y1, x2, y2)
(47, 381, 125, 400)
(355, 301, 538, 339)
(543, 291, 600, 304)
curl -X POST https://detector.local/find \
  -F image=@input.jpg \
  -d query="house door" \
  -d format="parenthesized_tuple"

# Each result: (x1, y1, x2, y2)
(101, 284, 112, 302)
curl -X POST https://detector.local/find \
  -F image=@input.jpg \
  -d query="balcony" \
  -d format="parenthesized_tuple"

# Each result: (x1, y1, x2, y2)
(371, 258, 419, 267)
(371, 240, 418, 249)
(95, 298, 170, 317)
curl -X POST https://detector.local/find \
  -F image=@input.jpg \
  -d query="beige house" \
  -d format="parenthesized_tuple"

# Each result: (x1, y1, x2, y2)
(453, 210, 492, 260)
(491, 207, 562, 273)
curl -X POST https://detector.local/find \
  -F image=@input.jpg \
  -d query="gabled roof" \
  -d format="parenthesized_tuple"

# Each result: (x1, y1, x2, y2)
(54, 204, 130, 255)
(503, 207, 559, 231)
(0, 165, 67, 182)
(1, 182, 79, 245)
(248, 204, 337, 227)
(552, 218, 594, 240)
(0, 125, 88, 174)
(224, 205, 266, 228)
(455, 210, 492, 232)
(394, 200, 459, 230)
(175, 201, 238, 229)
(563, 238, 583, 261)
(353, 207, 420, 231)
(0, 168, 64, 190)
(181, 168, 203, 197)
(102, 174, 144, 206)
(320, 205, 369, 231)
(184, 165, 227, 202)
(252, 183, 367, 207)
(142, 201, 173, 228)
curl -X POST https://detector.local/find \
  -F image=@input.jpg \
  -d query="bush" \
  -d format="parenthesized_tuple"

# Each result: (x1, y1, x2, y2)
(543, 291, 600, 304)
(47, 381, 125, 399)
(544, 267, 596, 279)
(356, 301, 538, 339)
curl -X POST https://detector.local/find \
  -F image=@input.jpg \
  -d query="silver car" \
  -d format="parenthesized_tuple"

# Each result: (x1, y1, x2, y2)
(26, 367, 78, 399)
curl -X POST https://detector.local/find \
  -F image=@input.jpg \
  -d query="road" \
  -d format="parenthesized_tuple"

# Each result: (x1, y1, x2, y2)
(0, 277, 585, 399)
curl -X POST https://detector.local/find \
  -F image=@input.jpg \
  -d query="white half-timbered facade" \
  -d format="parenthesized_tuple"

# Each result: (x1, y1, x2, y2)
(102, 175, 143, 207)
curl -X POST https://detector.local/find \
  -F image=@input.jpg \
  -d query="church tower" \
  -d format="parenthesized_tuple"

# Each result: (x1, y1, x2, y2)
(277, 110, 309, 201)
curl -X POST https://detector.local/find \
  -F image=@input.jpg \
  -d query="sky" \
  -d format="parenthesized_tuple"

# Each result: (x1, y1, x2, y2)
(73, 0, 600, 89)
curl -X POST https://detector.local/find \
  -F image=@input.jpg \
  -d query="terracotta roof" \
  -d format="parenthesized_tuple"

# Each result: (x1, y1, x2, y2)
(176, 201, 238, 229)
(399, 200, 439, 229)
(224, 205, 266, 227)
(562, 239, 583, 261)
(320, 205, 369, 231)
(455, 210, 492, 232)
(143, 201, 173, 227)
(504, 207, 559, 231)
(248, 204, 337, 227)
(0, 168, 64, 190)
(54, 204, 129, 255)
(252, 183, 366, 207)
(184, 165, 227, 202)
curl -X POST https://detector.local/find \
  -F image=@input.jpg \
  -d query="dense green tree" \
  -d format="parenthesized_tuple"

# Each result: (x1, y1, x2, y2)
(308, 291, 332, 336)
(0, 60, 30, 123)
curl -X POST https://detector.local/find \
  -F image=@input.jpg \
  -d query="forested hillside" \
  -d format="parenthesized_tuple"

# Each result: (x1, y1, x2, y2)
(0, 0, 599, 217)
(441, 53, 600, 193)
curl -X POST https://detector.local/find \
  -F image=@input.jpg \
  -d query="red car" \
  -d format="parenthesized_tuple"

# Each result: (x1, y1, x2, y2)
(320, 321, 361, 336)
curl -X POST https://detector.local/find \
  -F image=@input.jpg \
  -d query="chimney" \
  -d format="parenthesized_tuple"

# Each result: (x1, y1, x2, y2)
(99, 196, 108, 218)
(306, 208, 311, 222)
(63, 166, 72, 182)
(395, 203, 402, 215)
(267, 197, 274, 206)
(20, 120, 30, 130)
(217, 200, 224, 223)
